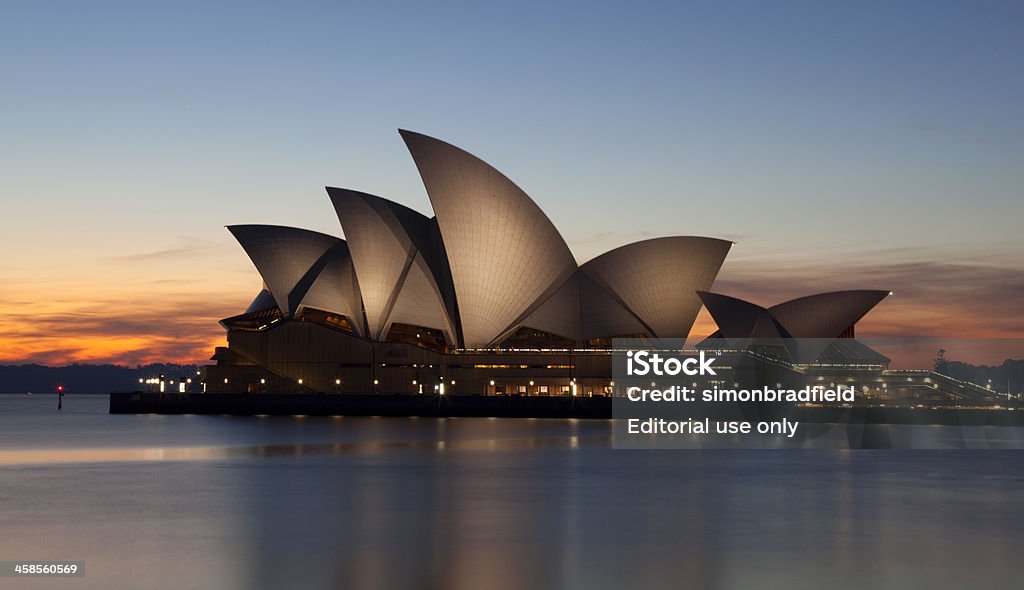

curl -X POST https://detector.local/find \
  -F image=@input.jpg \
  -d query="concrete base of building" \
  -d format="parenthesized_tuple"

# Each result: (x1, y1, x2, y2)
(109, 391, 613, 419)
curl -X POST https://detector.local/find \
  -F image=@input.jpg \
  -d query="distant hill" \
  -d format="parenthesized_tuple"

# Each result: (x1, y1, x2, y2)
(0, 364, 204, 394)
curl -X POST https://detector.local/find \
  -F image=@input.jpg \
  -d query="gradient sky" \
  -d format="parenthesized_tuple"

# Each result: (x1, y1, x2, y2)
(2, 0, 1023, 366)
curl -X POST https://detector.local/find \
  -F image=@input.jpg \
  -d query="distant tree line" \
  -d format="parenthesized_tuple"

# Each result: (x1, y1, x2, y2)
(933, 349, 1024, 393)
(0, 363, 203, 394)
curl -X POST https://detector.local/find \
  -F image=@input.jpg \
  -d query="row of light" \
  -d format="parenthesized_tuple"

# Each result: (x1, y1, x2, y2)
(223, 377, 913, 390)
(230, 376, 615, 395)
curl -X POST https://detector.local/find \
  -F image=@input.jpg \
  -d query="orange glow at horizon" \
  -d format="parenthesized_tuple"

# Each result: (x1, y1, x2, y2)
(0, 331, 228, 367)
(2, 244, 1023, 367)
(0, 230, 258, 366)
(3, 291, 1020, 368)
(0, 274, 252, 366)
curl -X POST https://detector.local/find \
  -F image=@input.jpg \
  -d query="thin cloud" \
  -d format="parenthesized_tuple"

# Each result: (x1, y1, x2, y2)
(104, 236, 225, 262)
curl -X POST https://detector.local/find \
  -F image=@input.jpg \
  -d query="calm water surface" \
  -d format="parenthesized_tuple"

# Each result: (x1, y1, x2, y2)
(1, 394, 1022, 589)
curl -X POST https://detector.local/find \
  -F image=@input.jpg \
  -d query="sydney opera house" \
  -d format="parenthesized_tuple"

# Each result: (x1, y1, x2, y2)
(205, 130, 898, 396)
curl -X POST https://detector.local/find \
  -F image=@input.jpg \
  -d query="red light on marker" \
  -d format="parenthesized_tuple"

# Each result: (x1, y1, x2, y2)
(57, 386, 63, 392)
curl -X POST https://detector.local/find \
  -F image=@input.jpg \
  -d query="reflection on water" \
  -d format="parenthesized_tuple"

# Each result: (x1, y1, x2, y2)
(1, 395, 1023, 589)
(0, 436, 600, 466)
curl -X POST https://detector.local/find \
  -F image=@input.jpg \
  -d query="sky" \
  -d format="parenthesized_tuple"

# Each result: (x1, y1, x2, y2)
(1, 0, 1022, 366)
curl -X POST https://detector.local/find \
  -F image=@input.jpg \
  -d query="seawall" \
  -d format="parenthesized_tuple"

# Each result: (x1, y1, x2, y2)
(109, 392, 612, 419)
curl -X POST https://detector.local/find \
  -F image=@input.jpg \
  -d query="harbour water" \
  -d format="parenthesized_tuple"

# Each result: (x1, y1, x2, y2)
(1, 394, 1023, 589)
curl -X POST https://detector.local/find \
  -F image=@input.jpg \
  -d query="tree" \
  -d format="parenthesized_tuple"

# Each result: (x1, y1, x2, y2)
(933, 349, 950, 374)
